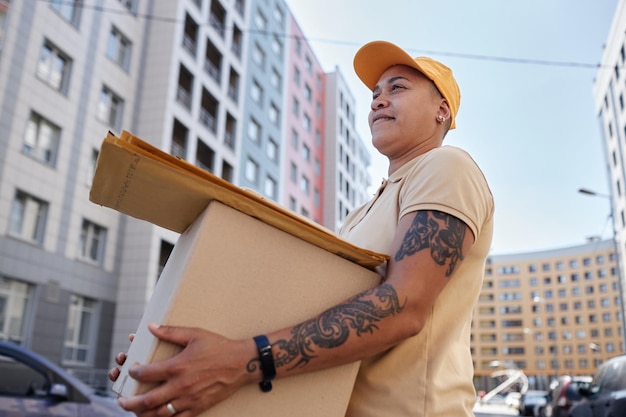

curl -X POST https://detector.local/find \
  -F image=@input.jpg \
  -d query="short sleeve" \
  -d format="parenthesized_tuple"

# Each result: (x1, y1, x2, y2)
(398, 146, 494, 239)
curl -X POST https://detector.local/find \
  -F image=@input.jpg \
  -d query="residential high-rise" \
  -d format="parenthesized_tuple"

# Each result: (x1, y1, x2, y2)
(324, 69, 372, 231)
(472, 239, 624, 392)
(593, 0, 626, 347)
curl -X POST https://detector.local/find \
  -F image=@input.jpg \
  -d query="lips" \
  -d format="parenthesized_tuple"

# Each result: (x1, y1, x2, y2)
(372, 114, 395, 124)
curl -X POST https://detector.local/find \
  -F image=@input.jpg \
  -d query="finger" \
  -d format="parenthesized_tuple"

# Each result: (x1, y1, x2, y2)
(129, 333, 135, 343)
(147, 323, 195, 347)
(108, 367, 120, 382)
(118, 385, 173, 414)
(115, 351, 127, 366)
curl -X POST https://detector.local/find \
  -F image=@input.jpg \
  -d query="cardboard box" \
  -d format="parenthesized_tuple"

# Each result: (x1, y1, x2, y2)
(111, 200, 382, 416)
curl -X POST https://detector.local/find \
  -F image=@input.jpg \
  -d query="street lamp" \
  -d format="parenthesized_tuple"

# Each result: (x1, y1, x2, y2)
(589, 342, 602, 366)
(578, 187, 626, 351)
(533, 296, 559, 381)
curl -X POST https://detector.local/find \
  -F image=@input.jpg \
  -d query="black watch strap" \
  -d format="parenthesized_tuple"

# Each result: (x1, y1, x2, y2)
(253, 335, 276, 392)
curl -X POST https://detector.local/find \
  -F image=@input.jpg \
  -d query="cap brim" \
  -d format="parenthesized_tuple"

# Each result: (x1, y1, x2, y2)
(354, 41, 427, 91)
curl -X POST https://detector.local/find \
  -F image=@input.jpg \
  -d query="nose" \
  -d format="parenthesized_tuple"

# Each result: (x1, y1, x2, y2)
(371, 95, 387, 110)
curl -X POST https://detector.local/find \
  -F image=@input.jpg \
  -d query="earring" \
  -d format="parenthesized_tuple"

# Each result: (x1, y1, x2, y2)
(437, 115, 445, 124)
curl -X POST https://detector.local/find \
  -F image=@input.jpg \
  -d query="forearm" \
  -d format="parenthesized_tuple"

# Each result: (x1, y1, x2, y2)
(247, 282, 411, 382)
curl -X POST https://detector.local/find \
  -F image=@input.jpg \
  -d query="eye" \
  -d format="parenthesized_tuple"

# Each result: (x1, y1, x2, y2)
(391, 84, 404, 92)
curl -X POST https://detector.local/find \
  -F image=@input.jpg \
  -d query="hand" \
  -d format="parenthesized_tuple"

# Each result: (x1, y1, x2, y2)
(116, 323, 258, 417)
(109, 333, 135, 382)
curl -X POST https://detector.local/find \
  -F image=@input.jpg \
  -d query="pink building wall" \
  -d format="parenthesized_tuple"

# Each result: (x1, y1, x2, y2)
(282, 14, 326, 225)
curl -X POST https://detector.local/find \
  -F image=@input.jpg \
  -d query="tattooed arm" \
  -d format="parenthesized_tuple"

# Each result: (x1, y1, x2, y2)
(254, 209, 473, 377)
(112, 210, 473, 417)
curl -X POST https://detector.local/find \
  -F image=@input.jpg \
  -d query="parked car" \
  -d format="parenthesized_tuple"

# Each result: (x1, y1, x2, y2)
(0, 340, 132, 417)
(519, 389, 549, 416)
(544, 375, 592, 417)
(569, 354, 626, 417)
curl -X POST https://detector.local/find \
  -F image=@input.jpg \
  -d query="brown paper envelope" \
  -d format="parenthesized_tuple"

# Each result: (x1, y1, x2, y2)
(89, 131, 388, 269)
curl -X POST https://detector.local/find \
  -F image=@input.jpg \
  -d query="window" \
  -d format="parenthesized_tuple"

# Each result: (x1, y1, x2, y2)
(247, 118, 261, 143)
(270, 68, 281, 91)
(291, 129, 299, 149)
(255, 10, 266, 30)
(37, 40, 71, 92)
(300, 175, 310, 194)
(268, 102, 279, 125)
(97, 85, 124, 130)
(302, 113, 311, 131)
(0, 277, 34, 344)
(251, 79, 263, 104)
(290, 162, 297, 183)
(273, 4, 284, 23)
(266, 138, 278, 162)
(253, 43, 265, 68)
(264, 176, 277, 200)
(304, 84, 312, 101)
(245, 158, 259, 185)
(119, 0, 135, 12)
(10, 190, 48, 244)
(79, 219, 106, 263)
(24, 112, 61, 165)
(302, 144, 310, 162)
(87, 148, 99, 185)
(50, 0, 81, 25)
(63, 295, 95, 364)
(271, 35, 282, 57)
(294, 66, 300, 85)
(107, 26, 131, 70)
(292, 97, 300, 116)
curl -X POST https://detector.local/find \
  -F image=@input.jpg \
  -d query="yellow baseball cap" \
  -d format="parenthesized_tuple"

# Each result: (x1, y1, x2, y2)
(353, 40, 460, 129)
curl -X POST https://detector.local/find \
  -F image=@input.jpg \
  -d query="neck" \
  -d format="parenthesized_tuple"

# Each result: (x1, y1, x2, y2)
(387, 140, 443, 176)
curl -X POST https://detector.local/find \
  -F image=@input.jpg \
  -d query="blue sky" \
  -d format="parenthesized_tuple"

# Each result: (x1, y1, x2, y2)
(285, 0, 620, 255)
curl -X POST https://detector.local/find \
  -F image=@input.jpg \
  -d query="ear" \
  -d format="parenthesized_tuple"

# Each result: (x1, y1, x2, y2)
(437, 99, 451, 122)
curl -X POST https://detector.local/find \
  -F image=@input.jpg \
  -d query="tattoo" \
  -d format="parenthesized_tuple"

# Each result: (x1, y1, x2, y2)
(259, 284, 405, 371)
(394, 210, 465, 277)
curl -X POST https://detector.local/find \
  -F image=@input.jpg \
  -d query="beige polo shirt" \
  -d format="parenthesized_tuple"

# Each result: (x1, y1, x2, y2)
(340, 145, 494, 417)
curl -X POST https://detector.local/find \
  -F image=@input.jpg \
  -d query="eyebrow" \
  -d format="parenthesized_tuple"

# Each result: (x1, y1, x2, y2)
(372, 76, 409, 94)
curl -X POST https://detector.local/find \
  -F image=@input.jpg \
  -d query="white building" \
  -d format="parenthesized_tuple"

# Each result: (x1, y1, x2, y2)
(593, 0, 626, 343)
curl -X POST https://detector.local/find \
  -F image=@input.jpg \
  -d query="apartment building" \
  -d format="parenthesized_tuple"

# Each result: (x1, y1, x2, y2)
(0, 0, 373, 388)
(324, 70, 372, 231)
(281, 14, 327, 223)
(593, 0, 626, 338)
(237, 0, 287, 202)
(473, 239, 624, 391)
